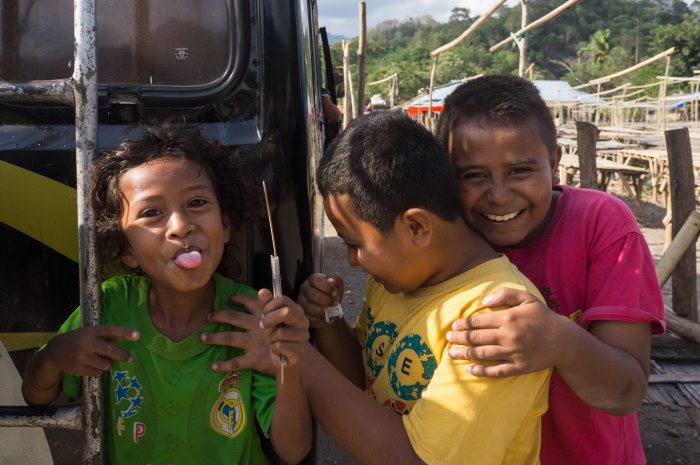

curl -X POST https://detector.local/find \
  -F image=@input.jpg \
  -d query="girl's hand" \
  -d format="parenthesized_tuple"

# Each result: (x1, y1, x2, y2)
(259, 289, 310, 368)
(446, 287, 566, 377)
(298, 272, 344, 328)
(45, 325, 139, 377)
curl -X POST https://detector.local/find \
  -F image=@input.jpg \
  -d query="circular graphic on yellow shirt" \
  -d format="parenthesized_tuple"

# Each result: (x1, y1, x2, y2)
(365, 320, 398, 377)
(387, 333, 436, 401)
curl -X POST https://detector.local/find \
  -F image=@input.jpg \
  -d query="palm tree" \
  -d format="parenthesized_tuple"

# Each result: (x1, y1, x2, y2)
(582, 29, 611, 64)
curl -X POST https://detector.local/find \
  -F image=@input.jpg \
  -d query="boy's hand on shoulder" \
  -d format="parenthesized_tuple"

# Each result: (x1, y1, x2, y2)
(201, 293, 275, 376)
(260, 289, 310, 368)
(446, 287, 565, 377)
(298, 272, 344, 328)
(46, 325, 139, 377)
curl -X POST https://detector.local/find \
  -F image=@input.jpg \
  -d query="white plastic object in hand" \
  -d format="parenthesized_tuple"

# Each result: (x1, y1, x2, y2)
(324, 303, 344, 324)
(270, 255, 288, 368)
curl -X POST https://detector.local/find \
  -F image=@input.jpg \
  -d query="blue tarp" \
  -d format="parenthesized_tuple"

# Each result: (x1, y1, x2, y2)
(404, 79, 602, 110)
(532, 80, 603, 104)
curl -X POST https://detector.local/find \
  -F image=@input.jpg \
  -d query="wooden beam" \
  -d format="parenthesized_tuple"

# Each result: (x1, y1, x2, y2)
(490, 0, 581, 52)
(656, 212, 700, 288)
(357, 0, 366, 117)
(665, 128, 698, 322)
(665, 308, 700, 344)
(576, 121, 599, 189)
(427, 0, 506, 120)
(588, 48, 676, 85)
(367, 73, 397, 86)
(432, 0, 507, 57)
(649, 373, 700, 383)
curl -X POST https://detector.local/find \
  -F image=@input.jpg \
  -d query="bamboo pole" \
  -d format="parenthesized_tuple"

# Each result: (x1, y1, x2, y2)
(658, 57, 672, 133)
(367, 73, 397, 86)
(427, 56, 438, 122)
(525, 63, 534, 80)
(573, 47, 676, 89)
(426, 0, 507, 120)
(342, 40, 353, 126)
(357, 0, 366, 117)
(656, 211, 700, 288)
(368, 72, 398, 108)
(518, 0, 529, 78)
(664, 309, 700, 344)
(431, 0, 507, 57)
(490, 0, 581, 52)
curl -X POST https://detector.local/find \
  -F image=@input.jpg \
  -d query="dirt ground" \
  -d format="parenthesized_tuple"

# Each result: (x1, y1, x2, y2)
(314, 196, 700, 465)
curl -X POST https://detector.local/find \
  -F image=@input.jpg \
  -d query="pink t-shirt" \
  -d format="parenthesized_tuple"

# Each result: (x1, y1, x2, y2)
(496, 185, 665, 465)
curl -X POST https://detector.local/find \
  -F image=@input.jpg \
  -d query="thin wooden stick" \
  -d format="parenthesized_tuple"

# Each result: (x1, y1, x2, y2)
(262, 181, 277, 256)
(262, 180, 286, 383)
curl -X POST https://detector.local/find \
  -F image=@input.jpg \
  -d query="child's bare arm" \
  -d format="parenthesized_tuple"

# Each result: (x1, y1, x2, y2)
(301, 346, 426, 465)
(447, 287, 650, 415)
(259, 289, 313, 464)
(22, 325, 139, 405)
(298, 273, 365, 387)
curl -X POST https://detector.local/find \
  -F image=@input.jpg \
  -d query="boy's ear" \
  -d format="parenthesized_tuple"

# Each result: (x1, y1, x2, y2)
(401, 208, 432, 247)
(550, 145, 563, 185)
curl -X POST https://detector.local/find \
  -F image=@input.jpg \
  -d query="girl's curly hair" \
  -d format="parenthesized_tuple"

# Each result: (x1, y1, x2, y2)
(89, 123, 260, 272)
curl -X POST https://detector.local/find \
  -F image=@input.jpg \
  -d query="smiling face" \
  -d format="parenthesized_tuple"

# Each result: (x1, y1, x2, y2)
(449, 120, 561, 248)
(323, 194, 426, 294)
(118, 157, 230, 293)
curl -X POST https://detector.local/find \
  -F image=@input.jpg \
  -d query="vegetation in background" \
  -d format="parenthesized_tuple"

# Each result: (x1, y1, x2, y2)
(327, 0, 700, 105)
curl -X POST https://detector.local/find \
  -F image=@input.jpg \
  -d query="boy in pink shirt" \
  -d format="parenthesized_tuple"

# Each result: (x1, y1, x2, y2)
(438, 75, 665, 465)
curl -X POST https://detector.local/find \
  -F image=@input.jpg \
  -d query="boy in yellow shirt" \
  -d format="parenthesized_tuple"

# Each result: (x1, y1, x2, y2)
(297, 111, 551, 465)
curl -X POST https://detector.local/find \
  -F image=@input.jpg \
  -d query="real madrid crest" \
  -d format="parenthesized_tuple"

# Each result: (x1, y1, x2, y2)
(210, 371, 247, 438)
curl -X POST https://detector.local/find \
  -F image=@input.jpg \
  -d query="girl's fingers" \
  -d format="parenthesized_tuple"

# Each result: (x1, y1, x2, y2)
(97, 325, 140, 342)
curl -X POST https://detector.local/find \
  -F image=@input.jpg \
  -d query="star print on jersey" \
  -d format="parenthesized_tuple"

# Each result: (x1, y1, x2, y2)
(113, 370, 144, 421)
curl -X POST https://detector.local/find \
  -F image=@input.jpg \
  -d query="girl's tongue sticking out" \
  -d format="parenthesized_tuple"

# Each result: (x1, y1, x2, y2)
(174, 250, 203, 270)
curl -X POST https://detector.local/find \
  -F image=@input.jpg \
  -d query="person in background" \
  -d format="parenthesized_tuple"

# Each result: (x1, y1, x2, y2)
(321, 88, 342, 150)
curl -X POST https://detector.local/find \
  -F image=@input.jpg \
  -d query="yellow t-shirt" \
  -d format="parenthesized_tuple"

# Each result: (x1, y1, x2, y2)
(355, 255, 551, 465)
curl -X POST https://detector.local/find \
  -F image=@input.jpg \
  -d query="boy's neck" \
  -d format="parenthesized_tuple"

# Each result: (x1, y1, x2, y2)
(148, 279, 215, 342)
(421, 219, 499, 288)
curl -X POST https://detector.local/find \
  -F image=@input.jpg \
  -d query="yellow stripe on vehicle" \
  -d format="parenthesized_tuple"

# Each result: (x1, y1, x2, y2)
(0, 333, 56, 351)
(0, 160, 78, 262)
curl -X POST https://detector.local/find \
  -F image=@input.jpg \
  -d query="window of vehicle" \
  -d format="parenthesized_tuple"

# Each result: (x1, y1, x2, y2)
(0, 0, 232, 87)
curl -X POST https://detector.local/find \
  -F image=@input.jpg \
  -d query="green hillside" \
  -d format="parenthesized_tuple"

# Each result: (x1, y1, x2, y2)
(327, 0, 700, 105)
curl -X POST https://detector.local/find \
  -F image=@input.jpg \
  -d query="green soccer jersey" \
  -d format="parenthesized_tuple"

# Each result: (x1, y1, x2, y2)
(60, 273, 276, 465)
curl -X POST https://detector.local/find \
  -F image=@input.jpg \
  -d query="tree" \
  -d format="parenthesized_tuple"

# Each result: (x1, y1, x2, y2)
(582, 29, 611, 64)
(650, 17, 700, 80)
(449, 7, 471, 23)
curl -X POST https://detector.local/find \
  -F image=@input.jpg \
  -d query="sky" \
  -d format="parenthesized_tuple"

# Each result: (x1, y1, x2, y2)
(317, 0, 519, 38)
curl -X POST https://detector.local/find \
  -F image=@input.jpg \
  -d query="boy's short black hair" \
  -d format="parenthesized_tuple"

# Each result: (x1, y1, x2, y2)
(436, 75, 557, 153)
(90, 123, 259, 269)
(317, 111, 460, 234)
